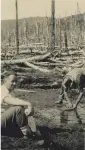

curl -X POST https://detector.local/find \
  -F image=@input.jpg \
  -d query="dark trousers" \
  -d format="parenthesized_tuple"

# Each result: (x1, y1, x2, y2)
(1, 106, 28, 137)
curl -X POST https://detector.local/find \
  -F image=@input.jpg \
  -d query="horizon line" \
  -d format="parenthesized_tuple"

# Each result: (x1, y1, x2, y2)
(1, 12, 85, 21)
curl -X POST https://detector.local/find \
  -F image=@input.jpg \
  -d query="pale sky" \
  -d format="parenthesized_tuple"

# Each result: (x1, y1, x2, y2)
(1, 0, 85, 20)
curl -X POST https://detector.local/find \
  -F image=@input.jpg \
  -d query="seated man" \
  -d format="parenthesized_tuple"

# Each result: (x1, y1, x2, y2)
(1, 71, 44, 143)
(55, 67, 85, 110)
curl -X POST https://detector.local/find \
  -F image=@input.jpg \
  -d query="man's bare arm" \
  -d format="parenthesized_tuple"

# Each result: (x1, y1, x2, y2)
(64, 90, 72, 106)
(62, 77, 73, 107)
(62, 79, 72, 106)
(73, 91, 83, 109)
(4, 95, 32, 108)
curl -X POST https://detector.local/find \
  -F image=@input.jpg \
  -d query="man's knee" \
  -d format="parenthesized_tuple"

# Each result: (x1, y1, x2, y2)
(1, 106, 25, 129)
(1, 106, 23, 121)
(14, 105, 34, 116)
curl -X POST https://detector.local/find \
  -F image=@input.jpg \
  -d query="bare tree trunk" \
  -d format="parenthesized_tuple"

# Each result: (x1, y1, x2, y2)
(50, 0, 55, 52)
(64, 18, 68, 50)
(59, 18, 62, 49)
(64, 31, 68, 50)
(15, 0, 19, 54)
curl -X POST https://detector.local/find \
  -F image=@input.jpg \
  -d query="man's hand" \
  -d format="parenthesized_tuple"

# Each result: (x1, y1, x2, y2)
(25, 103, 33, 116)
(64, 92, 83, 111)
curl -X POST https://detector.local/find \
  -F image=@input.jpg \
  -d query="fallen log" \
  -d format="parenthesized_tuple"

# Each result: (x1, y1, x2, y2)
(12, 66, 32, 72)
(2, 61, 63, 75)
(13, 61, 53, 73)
(1, 52, 51, 65)
(24, 61, 64, 74)
(32, 62, 59, 68)
(69, 60, 85, 68)
(14, 88, 36, 93)
(16, 83, 61, 89)
(24, 61, 51, 73)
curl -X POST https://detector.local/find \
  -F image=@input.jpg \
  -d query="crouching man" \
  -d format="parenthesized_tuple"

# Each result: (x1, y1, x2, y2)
(55, 67, 85, 110)
(1, 71, 44, 143)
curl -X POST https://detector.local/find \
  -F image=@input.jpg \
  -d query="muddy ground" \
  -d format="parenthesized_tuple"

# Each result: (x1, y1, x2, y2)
(1, 88, 85, 150)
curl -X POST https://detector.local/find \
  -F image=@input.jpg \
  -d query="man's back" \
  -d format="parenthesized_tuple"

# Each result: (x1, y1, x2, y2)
(65, 67, 85, 83)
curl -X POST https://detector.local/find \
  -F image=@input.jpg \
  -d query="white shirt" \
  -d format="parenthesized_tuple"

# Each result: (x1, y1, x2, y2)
(65, 68, 85, 82)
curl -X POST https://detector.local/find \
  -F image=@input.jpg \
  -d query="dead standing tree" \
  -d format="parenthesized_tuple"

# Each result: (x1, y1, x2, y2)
(36, 22, 41, 43)
(50, 0, 55, 52)
(76, 2, 82, 49)
(64, 18, 68, 51)
(59, 18, 62, 50)
(46, 15, 50, 48)
(15, 0, 19, 54)
(24, 20, 29, 49)
(7, 27, 11, 47)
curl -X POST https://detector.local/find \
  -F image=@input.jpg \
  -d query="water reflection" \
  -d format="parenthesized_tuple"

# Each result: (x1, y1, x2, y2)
(60, 109, 82, 125)
(60, 111, 68, 125)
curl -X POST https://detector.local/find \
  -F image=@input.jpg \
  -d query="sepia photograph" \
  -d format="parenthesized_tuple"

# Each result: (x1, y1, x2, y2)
(1, 0, 85, 149)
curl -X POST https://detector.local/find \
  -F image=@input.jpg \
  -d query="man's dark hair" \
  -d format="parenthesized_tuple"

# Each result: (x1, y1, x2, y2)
(1, 70, 17, 84)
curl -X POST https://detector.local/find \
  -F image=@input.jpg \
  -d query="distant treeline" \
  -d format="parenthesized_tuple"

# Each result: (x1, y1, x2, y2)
(1, 13, 85, 48)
